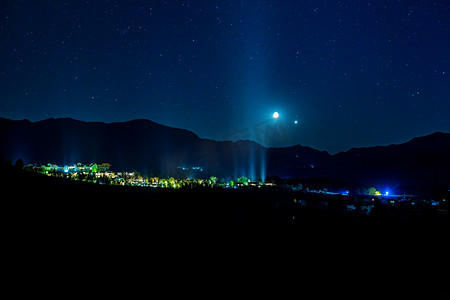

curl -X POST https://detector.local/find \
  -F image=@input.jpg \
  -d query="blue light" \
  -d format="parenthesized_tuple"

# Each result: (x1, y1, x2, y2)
(385, 191, 389, 196)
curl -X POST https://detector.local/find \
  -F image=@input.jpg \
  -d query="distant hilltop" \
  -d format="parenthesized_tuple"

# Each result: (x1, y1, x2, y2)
(1, 117, 449, 193)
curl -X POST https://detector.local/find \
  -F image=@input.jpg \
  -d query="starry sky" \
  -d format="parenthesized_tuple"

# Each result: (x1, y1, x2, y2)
(1, 0, 449, 153)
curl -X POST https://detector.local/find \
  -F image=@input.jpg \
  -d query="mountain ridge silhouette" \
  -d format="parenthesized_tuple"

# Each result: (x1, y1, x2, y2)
(1, 117, 449, 191)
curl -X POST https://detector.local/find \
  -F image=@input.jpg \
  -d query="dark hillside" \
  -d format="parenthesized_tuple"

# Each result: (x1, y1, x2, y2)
(2, 163, 449, 296)
(329, 132, 450, 192)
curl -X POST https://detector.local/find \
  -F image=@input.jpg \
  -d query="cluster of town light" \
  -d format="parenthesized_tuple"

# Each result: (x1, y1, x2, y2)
(24, 162, 399, 195)
(24, 163, 273, 189)
(21, 162, 448, 209)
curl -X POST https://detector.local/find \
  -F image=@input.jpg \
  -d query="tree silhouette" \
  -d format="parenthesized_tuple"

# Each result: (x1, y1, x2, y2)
(14, 159, 24, 170)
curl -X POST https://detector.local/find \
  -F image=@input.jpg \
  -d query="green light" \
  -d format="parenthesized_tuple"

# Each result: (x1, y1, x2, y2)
(237, 176, 249, 186)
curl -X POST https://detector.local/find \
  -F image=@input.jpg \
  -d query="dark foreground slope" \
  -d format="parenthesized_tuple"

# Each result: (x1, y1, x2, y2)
(2, 163, 449, 296)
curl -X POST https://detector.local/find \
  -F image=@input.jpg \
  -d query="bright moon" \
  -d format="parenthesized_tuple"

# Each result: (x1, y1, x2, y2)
(273, 112, 279, 119)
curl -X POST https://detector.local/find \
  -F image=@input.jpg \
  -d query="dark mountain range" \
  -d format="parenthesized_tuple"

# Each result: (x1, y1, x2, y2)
(0, 117, 330, 179)
(1, 117, 449, 191)
(330, 132, 450, 187)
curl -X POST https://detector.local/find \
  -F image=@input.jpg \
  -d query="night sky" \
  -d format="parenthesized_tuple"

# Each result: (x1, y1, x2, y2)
(1, 1, 449, 153)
